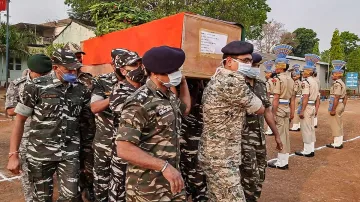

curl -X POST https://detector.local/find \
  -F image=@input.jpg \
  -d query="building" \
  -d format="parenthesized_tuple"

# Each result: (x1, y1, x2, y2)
(53, 19, 96, 45)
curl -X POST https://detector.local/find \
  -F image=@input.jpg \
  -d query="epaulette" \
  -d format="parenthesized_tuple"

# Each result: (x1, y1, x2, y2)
(32, 75, 52, 84)
(12, 76, 27, 86)
(97, 72, 113, 79)
(334, 80, 343, 89)
(304, 78, 310, 85)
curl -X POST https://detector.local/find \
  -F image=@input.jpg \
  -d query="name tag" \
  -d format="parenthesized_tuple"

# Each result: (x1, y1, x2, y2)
(41, 94, 59, 98)
(158, 105, 172, 116)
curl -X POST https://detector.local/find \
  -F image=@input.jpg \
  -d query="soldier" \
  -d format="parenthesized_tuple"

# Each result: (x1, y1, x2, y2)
(240, 53, 283, 202)
(90, 52, 120, 202)
(5, 54, 52, 202)
(108, 48, 144, 202)
(179, 79, 208, 202)
(290, 64, 302, 131)
(264, 60, 275, 136)
(115, 46, 191, 201)
(326, 60, 347, 149)
(268, 44, 295, 170)
(198, 41, 264, 202)
(313, 69, 321, 128)
(295, 54, 320, 157)
(65, 43, 97, 201)
(7, 49, 88, 201)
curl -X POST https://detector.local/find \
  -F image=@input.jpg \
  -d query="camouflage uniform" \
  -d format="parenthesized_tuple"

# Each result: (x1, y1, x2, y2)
(240, 78, 271, 202)
(78, 71, 96, 201)
(14, 71, 89, 201)
(179, 80, 207, 202)
(108, 80, 137, 202)
(91, 72, 118, 202)
(5, 74, 33, 202)
(198, 68, 262, 202)
(116, 80, 186, 202)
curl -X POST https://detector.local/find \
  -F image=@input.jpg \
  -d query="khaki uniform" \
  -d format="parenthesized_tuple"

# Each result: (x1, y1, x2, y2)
(300, 77, 319, 143)
(272, 72, 294, 154)
(265, 79, 275, 134)
(329, 79, 346, 137)
(292, 80, 302, 126)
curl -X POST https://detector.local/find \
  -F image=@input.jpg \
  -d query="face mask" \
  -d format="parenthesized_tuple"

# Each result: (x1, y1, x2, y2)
(126, 66, 147, 83)
(158, 70, 182, 88)
(233, 59, 253, 77)
(247, 67, 260, 78)
(59, 68, 77, 84)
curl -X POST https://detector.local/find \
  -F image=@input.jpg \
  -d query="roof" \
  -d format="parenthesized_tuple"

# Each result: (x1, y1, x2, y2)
(257, 53, 329, 65)
(287, 55, 329, 65)
(13, 23, 55, 33)
(41, 19, 72, 27)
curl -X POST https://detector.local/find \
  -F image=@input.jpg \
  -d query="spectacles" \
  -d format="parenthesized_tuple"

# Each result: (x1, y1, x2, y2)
(233, 58, 252, 64)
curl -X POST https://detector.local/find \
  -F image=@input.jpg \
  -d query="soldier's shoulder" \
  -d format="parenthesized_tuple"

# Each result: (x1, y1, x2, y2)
(125, 85, 151, 105)
(255, 78, 266, 85)
(32, 75, 52, 85)
(79, 72, 93, 79)
(97, 72, 114, 80)
(12, 76, 27, 86)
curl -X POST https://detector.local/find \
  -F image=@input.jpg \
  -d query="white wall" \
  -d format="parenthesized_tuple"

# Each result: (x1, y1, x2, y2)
(0, 56, 28, 83)
(53, 22, 95, 46)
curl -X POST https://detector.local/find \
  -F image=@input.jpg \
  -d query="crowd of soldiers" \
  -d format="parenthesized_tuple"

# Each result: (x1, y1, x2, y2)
(5, 40, 347, 202)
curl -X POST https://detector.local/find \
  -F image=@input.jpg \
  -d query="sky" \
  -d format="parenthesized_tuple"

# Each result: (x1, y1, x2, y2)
(6, 0, 360, 52)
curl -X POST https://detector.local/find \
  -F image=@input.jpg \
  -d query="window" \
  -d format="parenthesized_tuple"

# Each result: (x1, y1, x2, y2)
(15, 58, 22, 70)
(8, 57, 13, 70)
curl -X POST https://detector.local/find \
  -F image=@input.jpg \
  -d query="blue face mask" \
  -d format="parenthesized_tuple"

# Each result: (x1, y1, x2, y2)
(59, 68, 77, 84)
(247, 67, 260, 78)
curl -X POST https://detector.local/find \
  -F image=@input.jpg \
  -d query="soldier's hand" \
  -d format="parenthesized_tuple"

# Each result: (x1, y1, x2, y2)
(299, 111, 304, 119)
(162, 164, 184, 194)
(275, 137, 283, 151)
(7, 154, 21, 175)
(330, 111, 336, 116)
(290, 113, 294, 120)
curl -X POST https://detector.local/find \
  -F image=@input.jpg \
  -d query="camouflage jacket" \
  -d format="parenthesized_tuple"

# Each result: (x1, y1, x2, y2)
(91, 72, 118, 151)
(109, 80, 137, 117)
(116, 80, 186, 201)
(78, 72, 96, 146)
(180, 104, 203, 155)
(5, 73, 32, 137)
(242, 78, 271, 146)
(14, 71, 89, 161)
(198, 68, 262, 167)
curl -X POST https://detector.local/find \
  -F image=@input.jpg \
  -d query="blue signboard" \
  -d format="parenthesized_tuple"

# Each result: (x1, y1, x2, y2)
(346, 72, 358, 88)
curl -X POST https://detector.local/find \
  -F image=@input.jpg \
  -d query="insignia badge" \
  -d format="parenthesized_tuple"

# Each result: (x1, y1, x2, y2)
(301, 83, 305, 89)
(41, 94, 59, 98)
(158, 105, 172, 116)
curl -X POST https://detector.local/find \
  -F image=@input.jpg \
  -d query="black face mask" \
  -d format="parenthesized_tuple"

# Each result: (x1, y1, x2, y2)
(126, 66, 147, 84)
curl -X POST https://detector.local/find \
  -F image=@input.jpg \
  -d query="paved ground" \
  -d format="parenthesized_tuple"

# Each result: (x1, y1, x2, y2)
(0, 88, 359, 201)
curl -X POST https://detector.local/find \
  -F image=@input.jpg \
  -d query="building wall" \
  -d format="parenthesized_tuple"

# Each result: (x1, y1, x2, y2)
(0, 56, 28, 84)
(53, 22, 95, 46)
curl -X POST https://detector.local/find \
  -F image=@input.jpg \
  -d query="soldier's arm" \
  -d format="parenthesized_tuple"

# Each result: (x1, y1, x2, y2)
(331, 83, 342, 112)
(272, 79, 280, 116)
(90, 79, 109, 114)
(290, 94, 296, 120)
(343, 95, 348, 107)
(5, 82, 18, 116)
(315, 95, 320, 116)
(178, 77, 191, 116)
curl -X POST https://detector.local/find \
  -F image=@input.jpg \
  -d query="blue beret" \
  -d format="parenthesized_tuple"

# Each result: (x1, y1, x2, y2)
(252, 53, 262, 63)
(143, 46, 185, 74)
(221, 41, 253, 55)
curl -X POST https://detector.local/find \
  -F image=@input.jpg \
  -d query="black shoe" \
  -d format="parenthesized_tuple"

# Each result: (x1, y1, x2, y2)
(295, 151, 315, 157)
(290, 128, 300, 131)
(268, 162, 289, 170)
(266, 133, 274, 136)
(315, 125, 318, 128)
(326, 144, 343, 149)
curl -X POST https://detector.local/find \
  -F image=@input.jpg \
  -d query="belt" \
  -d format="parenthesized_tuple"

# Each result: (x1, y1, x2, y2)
(339, 99, 344, 103)
(269, 95, 274, 98)
(279, 99, 289, 104)
(296, 95, 301, 97)
(308, 101, 315, 104)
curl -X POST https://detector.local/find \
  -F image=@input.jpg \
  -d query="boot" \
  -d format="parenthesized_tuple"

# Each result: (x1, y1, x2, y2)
(295, 143, 314, 157)
(268, 153, 289, 170)
(290, 123, 300, 131)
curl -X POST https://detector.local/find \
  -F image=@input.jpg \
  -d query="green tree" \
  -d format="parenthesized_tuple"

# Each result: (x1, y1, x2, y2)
(330, 29, 345, 61)
(65, 0, 271, 39)
(0, 23, 37, 58)
(346, 47, 360, 73)
(320, 49, 330, 63)
(292, 28, 319, 57)
(312, 41, 320, 55)
(339, 31, 359, 60)
(279, 32, 299, 51)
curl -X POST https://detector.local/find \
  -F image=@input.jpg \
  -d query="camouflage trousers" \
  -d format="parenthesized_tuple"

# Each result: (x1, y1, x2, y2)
(93, 148, 112, 202)
(201, 162, 246, 202)
(19, 137, 33, 202)
(79, 142, 94, 201)
(180, 151, 207, 202)
(240, 143, 267, 202)
(108, 149, 127, 202)
(27, 157, 80, 202)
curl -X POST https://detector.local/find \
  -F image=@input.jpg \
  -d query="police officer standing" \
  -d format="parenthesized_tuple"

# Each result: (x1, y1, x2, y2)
(240, 53, 283, 202)
(264, 60, 275, 135)
(326, 60, 347, 149)
(290, 64, 302, 131)
(108, 48, 145, 202)
(198, 41, 264, 202)
(90, 51, 120, 202)
(5, 54, 52, 202)
(115, 46, 191, 201)
(7, 49, 89, 201)
(268, 44, 295, 170)
(295, 54, 320, 157)
(313, 69, 321, 128)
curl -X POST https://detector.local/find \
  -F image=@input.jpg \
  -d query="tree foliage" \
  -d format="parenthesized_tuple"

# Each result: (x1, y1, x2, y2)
(89, 2, 154, 36)
(280, 32, 299, 51)
(339, 31, 359, 57)
(346, 47, 360, 73)
(312, 41, 320, 55)
(292, 28, 319, 57)
(65, 0, 271, 39)
(0, 23, 37, 58)
(253, 20, 285, 53)
(330, 29, 345, 61)
(320, 49, 330, 63)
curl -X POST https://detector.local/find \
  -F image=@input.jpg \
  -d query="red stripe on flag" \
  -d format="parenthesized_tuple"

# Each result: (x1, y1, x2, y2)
(0, 0, 6, 12)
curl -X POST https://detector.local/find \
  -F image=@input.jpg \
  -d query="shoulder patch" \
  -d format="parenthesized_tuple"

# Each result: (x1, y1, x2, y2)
(301, 83, 306, 89)
(32, 75, 51, 84)
(125, 85, 149, 105)
(12, 76, 27, 85)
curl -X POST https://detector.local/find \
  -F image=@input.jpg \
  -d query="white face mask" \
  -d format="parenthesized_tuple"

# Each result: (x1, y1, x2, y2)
(233, 59, 253, 77)
(158, 70, 182, 88)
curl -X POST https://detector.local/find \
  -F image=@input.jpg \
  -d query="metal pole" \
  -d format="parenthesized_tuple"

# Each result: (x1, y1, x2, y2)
(327, 53, 330, 89)
(5, 0, 9, 88)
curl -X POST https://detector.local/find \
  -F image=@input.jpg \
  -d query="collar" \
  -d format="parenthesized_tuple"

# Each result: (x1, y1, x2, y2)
(146, 79, 171, 99)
